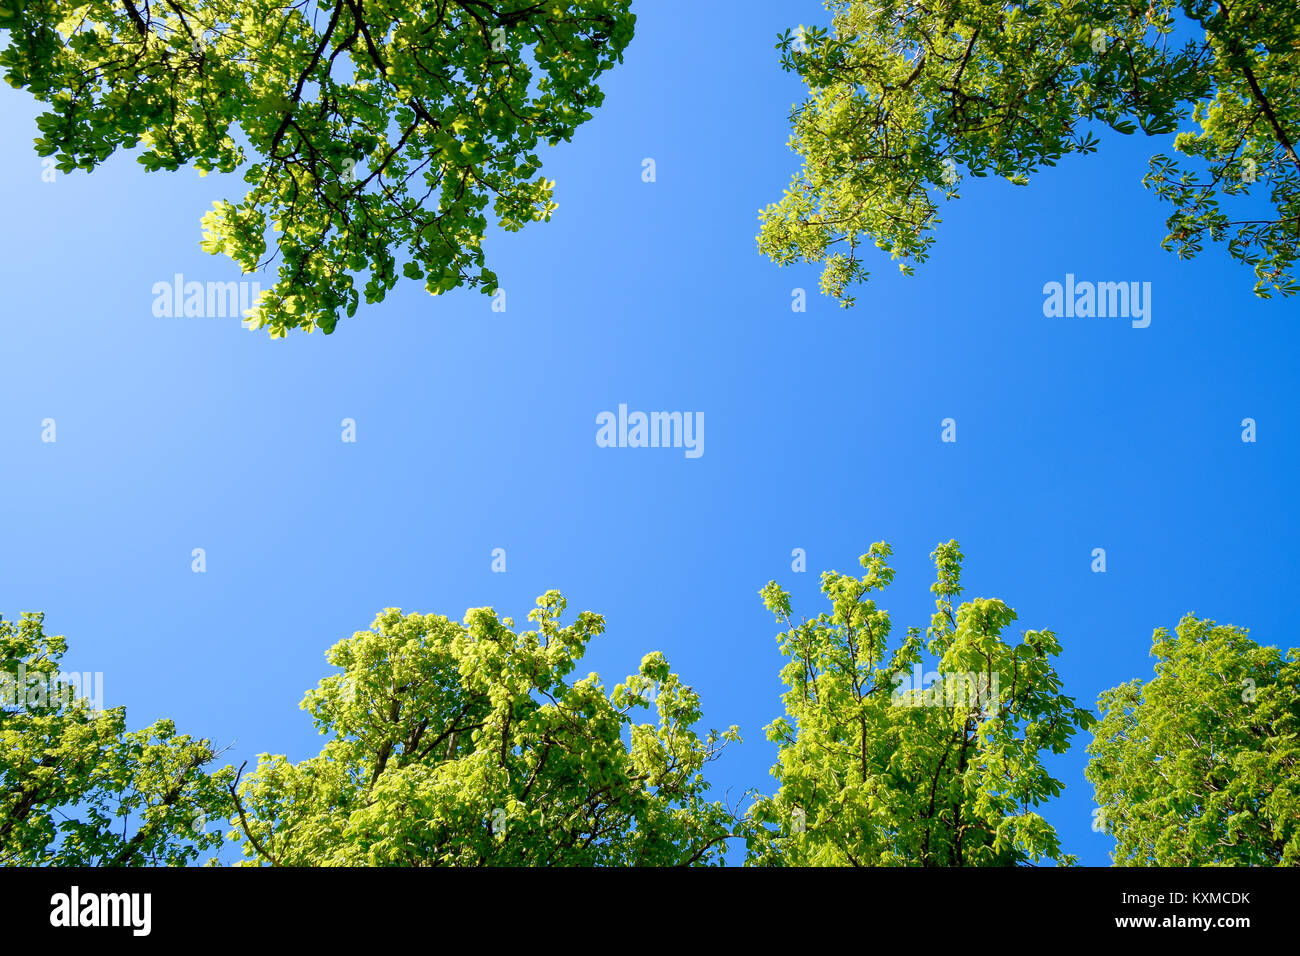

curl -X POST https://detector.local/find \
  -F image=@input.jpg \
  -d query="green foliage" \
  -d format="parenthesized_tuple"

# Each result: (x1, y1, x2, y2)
(1087, 615, 1300, 866)
(9, 593, 1296, 868)
(1, 0, 635, 334)
(0, 612, 233, 866)
(745, 541, 1093, 866)
(229, 592, 741, 865)
(762, 1, 1300, 304)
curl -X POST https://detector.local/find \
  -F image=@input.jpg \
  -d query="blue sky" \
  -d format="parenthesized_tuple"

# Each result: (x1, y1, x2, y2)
(1, 0, 1296, 866)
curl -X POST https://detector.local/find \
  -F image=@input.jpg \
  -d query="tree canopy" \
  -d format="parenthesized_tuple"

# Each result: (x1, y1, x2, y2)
(228, 592, 741, 865)
(760, 1, 1300, 305)
(1, 0, 635, 335)
(0, 612, 232, 866)
(7, 581, 1296, 867)
(1087, 614, 1300, 865)
(745, 541, 1094, 866)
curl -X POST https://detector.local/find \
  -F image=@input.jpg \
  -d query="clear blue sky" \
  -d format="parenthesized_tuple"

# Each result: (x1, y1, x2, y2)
(1, 1, 1296, 866)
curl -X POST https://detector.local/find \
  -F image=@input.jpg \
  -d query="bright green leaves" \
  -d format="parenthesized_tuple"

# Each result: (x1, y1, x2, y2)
(1087, 616, 1300, 866)
(0, 612, 234, 866)
(230, 592, 740, 866)
(746, 541, 1093, 867)
(1142, 2, 1300, 297)
(7, 589, 1296, 867)
(761, 1, 1300, 304)
(3, 0, 635, 335)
